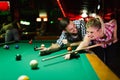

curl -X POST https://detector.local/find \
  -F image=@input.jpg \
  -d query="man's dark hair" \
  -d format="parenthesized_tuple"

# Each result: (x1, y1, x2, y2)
(59, 17, 70, 30)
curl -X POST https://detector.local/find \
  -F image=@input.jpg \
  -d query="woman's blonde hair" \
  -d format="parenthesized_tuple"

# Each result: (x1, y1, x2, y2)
(86, 18, 101, 29)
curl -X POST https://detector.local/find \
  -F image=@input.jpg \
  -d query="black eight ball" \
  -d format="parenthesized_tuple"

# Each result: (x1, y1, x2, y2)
(16, 54, 21, 61)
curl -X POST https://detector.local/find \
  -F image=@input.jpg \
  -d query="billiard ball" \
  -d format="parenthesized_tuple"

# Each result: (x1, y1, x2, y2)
(3, 45, 9, 49)
(41, 44, 45, 47)
(29, 40, 32, 44)
(29, 60, 38, 69)
(3, 45, 7, 49)
(16, 54, 21, 61)
(40, 44, 45, 49)
(67, 46, 72, 51)
(29, 41, 32, 44)
(15, 45, 19, 49)
(17, 75, 29, 80)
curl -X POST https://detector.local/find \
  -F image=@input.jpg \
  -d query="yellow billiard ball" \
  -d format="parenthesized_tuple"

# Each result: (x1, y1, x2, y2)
(29, 60, 38, 69)
(17, 75, 29, 80)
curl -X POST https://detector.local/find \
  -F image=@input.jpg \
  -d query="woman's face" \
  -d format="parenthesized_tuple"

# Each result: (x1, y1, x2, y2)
(65, 21, 78, 34)
(86, 26, 102, 40)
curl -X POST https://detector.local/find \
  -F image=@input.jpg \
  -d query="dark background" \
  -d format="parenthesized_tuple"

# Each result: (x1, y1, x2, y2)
(0, 0, 120, 38)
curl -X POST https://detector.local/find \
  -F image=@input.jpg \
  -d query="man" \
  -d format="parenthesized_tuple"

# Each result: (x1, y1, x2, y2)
(39, 17, 86, 56)
(0, 20, 21, 42)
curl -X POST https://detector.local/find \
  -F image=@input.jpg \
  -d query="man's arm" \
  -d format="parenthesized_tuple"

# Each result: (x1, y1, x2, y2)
(40, 31, 66, 56)
(40, 43, 61, 56)
(67, 41, 81, 47)
(48, 43, 61, 52)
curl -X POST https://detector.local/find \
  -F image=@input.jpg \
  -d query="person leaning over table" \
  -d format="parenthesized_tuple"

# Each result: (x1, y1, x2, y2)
(0, 20, 21, 42)
(40, 17, 86, 56)
(64, 15, 118, 62)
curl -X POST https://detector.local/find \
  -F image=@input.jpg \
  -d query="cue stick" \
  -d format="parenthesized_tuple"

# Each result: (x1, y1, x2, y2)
(34, 47, 43, 51)
(0, 41, 16, 46)
(41, 44, 102, 62)
(34, 47, 44, 51)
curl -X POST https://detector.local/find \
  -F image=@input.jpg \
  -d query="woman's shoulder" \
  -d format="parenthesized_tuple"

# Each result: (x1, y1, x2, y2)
(104, 19, 116, 28)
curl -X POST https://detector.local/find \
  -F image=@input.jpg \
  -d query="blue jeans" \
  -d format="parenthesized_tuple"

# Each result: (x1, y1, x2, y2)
(5, 28, 19, 42)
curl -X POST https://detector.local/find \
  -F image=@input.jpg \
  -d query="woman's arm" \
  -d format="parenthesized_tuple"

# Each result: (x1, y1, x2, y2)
(109, 19, 118, 43)
(69, 41, 81, 47)
(75, 35, 91, 51)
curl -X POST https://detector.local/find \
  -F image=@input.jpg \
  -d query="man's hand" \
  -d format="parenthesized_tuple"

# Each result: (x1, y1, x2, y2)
(40, 48, 51, 56)
(62, 39, 70, 46)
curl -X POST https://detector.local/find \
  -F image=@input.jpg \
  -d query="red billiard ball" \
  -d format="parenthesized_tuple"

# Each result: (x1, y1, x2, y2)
(29, 39, 32, 44)
(29, 41, 32, 44)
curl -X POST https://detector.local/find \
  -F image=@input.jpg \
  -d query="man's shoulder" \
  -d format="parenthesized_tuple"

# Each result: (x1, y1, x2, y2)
(61, 30, 67, 34)
(73, 18, 85, 24)
(58, 31, 67, 39)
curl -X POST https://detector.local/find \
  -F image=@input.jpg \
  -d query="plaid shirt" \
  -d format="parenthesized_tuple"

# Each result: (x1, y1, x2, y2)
(56, 19, 86, 47)
(94, 22, 115, 48)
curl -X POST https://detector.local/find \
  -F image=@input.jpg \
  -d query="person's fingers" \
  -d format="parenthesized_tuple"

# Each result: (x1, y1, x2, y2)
(62, 39, 68, 44)
(64, 54, 70, 60)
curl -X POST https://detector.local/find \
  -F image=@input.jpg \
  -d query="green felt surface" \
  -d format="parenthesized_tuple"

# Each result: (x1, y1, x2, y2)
(0, 40, 99, 80)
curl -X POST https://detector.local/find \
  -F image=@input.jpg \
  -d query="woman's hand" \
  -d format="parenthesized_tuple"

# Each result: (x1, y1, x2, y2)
(64, 54, 71, 60)
(64, 51, 80, 60)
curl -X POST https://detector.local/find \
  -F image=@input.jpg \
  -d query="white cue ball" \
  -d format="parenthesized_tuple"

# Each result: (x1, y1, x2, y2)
(17, 75, 29, 80)
(40, 44, 45, 49)
(29, 60, 38, 69)
(41, 44, 45, 47)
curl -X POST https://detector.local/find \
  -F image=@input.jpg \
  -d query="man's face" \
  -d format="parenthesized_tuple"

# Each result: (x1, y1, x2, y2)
(86, 26, 102, 40)
(65, 21, 78, 34)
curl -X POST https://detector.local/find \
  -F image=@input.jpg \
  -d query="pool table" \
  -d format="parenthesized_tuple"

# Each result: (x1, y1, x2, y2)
(0, 40, 119, 80)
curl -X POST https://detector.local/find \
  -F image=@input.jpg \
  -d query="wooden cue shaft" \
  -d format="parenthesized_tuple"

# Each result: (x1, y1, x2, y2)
(41, 53, 67, 61)
(34, 47, 45, 51)
(35, 47, 42, 50)
(41, 44, 101, 61)
(0, 41, 16, 46)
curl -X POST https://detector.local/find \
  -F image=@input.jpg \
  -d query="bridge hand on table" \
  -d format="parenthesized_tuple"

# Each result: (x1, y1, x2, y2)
(64, 50, 80, 60)
(40, 48, 51, 56)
